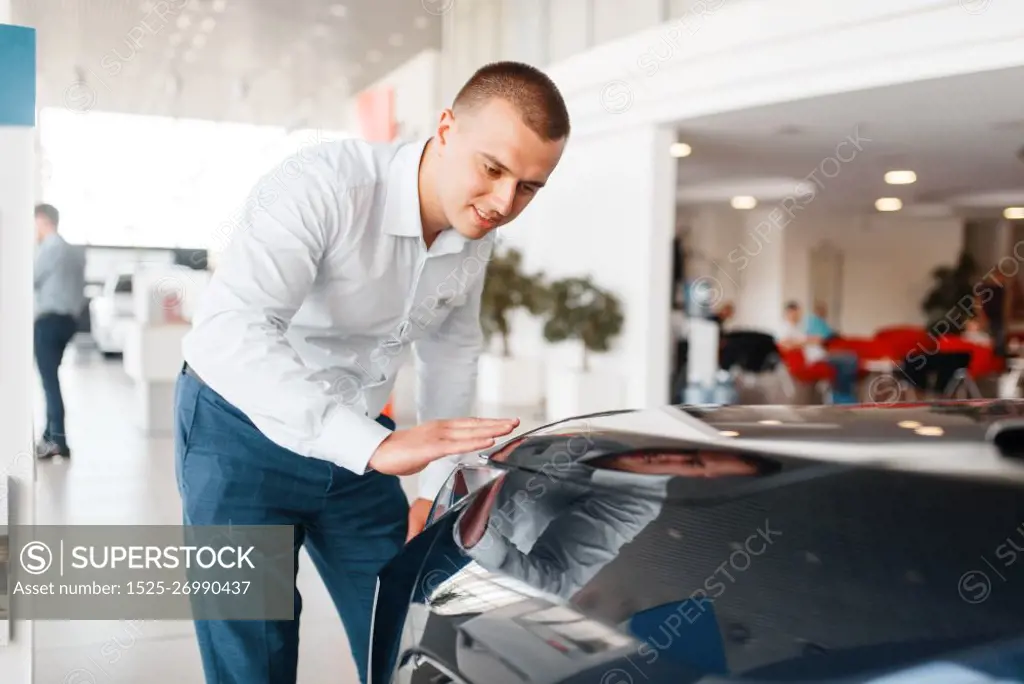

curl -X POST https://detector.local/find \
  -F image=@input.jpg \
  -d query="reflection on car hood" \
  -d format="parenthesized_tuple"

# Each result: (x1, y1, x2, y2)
(483, 401, 1024, 484)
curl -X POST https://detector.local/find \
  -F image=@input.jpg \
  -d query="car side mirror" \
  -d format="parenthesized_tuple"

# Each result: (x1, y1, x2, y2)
(426, 465, 500, 527)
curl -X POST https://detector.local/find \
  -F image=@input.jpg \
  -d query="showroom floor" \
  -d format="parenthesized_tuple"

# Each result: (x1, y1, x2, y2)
(31, 344, 543, 684)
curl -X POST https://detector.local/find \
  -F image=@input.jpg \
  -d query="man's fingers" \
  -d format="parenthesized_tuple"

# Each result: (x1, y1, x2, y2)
(442, 423, 518, 440)
(416, 437, 497, 460)
(437, 417, 519, 430)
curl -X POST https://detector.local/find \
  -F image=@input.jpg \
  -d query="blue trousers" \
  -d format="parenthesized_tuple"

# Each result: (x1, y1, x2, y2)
(174, 369, 407, 684)
(34, 313, 79, 450)
(827, 352, 860, 404)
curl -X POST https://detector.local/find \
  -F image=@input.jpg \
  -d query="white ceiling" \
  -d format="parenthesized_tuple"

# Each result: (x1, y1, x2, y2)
(673, 65, 1024, 217)
(14, 0, 444, 127)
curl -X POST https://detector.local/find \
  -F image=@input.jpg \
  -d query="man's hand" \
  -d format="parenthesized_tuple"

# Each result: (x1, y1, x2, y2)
(367, 417, 519, 476)
(406, 498, 433, 542)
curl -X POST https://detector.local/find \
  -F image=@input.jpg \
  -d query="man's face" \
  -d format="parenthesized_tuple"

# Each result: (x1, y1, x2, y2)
(785, 306, 801, 325)
(434, 98, 566, 240)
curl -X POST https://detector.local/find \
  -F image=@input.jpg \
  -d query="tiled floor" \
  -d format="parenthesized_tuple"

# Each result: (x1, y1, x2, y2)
(31, 345, 544, 684)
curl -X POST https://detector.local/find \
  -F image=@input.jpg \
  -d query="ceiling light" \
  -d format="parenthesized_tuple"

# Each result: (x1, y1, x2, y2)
(875, 197, 902, 212)
(885, 170, 917, 185)
(914, 426, 944, 437)
(1005, 207, 1024, 220)
(329, 3, 347, 18)
(415, 16, 429, 29)
(719, 430, 739, 437)
(200, 17, 217, 32)
(212, 0, 227, 11)
(758, 420, 782, 425)
(367, 50, 382, 63)
(731, 195, 757, 210)
(389, 33, 404, 47)
(176, 14, 191, 29)
(669, 142, 692, 158)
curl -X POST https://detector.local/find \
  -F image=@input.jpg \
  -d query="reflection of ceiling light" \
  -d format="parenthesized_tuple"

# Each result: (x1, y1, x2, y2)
(176, 15, 191, 29)
(367, 50, 382, 62)
(669, 142, 692, 158)
(731, 195, 757, 210)
(389, 33, 404, 47)
(915, 426, 944, 437)
(758, 420, 782, 425)
(212, 0, 227, 11)
(1005, 207, 1024, 220)
(200, 17, 216, 32)
(719, 430, 739, 437)
(885, 170, 916, 185)
(898, 420, 922, 429)
(875, 197, 902, 212)
(329, 3, 347, 18)
(415, 16, 429, 29)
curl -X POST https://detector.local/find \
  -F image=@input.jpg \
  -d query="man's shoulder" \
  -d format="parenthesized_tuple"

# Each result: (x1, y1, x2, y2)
(301, 137, 417, 190)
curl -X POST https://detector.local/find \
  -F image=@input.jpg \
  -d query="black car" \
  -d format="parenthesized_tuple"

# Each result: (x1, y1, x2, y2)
(369, 401, 1024, 684)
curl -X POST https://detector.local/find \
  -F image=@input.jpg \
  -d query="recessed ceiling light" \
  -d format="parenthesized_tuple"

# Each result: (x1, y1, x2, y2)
(389, 33, 404, 47)
(200, 17, 216, 32)
(212, 0, 227, 11)
(719, 430, 739, 437)
(367, 50, 382, 63)
(758, 419, 782, 425)
(669, 142, 691, 158)
(885, 170, 917, 185)
(176, 14, 191, 29)
(1005, 207, 1024, 220)
(875, 197, 903, 212)
(415, 16, 429, 29)
(731, 195, 757, 210)
(329, 3, 347, 18)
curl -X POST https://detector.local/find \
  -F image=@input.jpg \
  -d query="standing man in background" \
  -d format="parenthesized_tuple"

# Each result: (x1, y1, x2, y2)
(33, 203, 86, 459)
(176, 61, 570, 683)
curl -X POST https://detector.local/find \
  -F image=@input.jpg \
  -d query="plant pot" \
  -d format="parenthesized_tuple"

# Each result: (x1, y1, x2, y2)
(477, 353, 544, 408)
(545, 367, 623, 422)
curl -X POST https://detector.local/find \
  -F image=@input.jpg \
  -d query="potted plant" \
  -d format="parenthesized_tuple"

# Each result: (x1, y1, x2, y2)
(476, 248, 548, 409)
(540, 276, 625, 421)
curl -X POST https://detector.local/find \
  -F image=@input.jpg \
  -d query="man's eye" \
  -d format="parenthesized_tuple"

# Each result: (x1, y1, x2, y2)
(484, 165, 500, 177)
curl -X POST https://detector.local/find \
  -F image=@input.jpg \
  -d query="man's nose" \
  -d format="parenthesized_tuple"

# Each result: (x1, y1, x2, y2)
(489, 182, 517, 216)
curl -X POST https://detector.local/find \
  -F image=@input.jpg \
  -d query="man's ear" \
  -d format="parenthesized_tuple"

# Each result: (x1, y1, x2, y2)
(436, 108, 456, 145)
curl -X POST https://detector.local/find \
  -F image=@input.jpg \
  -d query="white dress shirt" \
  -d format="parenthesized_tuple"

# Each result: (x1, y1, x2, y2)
(182, 136, 493, 501)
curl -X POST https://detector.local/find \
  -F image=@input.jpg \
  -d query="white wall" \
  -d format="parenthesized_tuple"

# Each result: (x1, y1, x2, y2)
(505, 124, 677, 409)
(684, 206, 965, 337)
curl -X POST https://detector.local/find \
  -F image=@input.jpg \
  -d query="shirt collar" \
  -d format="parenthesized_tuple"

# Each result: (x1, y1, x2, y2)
(381, 136, 470, 256)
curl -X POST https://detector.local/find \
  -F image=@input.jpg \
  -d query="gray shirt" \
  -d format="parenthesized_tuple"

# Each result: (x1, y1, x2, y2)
(34, 234, 86, 318)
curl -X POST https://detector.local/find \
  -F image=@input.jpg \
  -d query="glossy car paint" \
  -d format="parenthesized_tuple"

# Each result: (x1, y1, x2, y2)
(371, 401, 1024, 683)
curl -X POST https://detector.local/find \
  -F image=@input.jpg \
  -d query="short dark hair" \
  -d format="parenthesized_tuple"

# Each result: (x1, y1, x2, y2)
(35, 203, 59, 228)
(784, 301, 800, 312)
(453, 61, 570, 141)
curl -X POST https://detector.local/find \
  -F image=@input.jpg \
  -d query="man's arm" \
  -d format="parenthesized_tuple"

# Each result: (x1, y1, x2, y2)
(412, 257, 488, 503)
(183, 157, 397, 475)
(34, 241, 57, 291)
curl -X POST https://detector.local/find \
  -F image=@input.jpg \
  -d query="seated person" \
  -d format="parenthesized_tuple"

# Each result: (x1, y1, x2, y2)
(806, 301, 837, 344)
(777, 301, 859, 404)
(963, 316, 992, 346)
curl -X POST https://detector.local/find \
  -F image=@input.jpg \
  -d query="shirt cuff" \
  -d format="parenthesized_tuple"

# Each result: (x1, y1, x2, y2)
(310, 407, 392, 475)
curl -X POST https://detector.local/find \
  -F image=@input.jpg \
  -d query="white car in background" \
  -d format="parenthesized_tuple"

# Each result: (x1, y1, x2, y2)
(88, 271, 135, 357)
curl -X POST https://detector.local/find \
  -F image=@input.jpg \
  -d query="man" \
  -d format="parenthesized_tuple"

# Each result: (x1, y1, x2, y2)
(175, 61, 569, 684)
(978, 271, 1007, 357)
(777, 301, 858, 404)
(33, 203, 86, 459)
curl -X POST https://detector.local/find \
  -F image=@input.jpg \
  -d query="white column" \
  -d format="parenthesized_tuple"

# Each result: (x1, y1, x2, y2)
(0, 9, 37, 681)
(513, 123, 677, 410)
